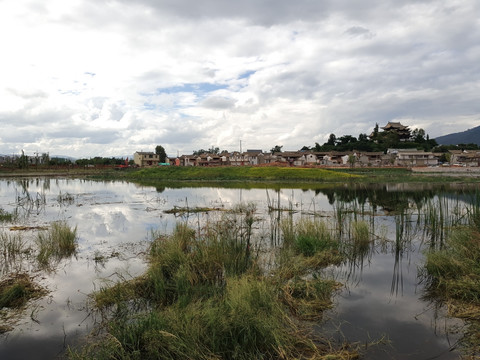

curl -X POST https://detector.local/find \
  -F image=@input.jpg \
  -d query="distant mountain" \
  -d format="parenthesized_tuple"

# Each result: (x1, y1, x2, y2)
(51, 155, 77, 161)
(435, 125, 480, 146)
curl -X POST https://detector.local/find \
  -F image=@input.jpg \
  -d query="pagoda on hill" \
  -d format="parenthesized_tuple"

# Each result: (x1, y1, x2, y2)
(381, 122, 411, 141)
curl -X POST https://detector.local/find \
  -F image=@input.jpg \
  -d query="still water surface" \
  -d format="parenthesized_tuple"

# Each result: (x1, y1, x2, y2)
(0, 178, 474, 359)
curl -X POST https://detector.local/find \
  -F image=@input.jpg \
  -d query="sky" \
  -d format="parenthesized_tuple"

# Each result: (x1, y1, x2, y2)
(1, 0, 479, 158)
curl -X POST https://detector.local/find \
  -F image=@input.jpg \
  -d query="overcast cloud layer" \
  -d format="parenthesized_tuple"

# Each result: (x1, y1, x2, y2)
(1, 0, 479, 158)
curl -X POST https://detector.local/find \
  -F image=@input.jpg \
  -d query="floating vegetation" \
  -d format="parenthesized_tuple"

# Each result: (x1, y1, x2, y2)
(36, 221, 78, 269)
(163, 206, 225, 215)
(57, 191, 75, 204)
(9, 225, 48, 231)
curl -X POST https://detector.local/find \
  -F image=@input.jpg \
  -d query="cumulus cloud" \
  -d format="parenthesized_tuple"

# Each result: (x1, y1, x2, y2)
(0, 0, 479, 157)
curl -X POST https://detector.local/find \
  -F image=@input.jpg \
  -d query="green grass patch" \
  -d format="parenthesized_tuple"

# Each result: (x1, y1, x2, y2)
(423, 225, 480, 357)
(0, 208, 15, 222)
(0, 273, 46, 309)
(424, 228, 480, 303)
(281, 217, 339, 256)
(127, 165, 361, 182)
(36, 221, 78, 268)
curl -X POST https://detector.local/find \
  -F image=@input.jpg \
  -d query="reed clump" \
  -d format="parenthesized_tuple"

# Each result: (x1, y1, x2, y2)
(0, 273, 46, 309)
(0, 208, 15, 222)
(423, 225, 480, 357)
(351, 220, 370, 247)
(36, 221, 78, 268)
(282, 218, 339, 257)
(74, 215, 355, 360)
(1, 232, 26, 264)
(424, 228, 480, 303)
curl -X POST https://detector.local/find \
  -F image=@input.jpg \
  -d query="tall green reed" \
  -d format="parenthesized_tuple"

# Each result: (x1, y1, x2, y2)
(36, 221, 78, 268)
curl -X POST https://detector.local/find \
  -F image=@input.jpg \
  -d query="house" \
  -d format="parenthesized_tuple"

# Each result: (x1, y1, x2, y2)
(274, 152, 307, 166)
(393, 149, 438, 167)
(134, 152, 160, 167)
(321, 151, 351, 166)
(449, 150, 480, 167)
(357, 152, 384, 167)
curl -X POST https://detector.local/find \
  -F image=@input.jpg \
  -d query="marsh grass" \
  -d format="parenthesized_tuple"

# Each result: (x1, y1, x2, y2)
(351, 220, 370, 248)
(281, 276, 340, 320)
(74, 214, 356, 360)
(281, 217, 338, 257)
(0, 208, 15, 222)
(36, 221, 78, 268)
(0, 273, 46, 310)
(423, 223, 480, 357)
(424, 228, 480, 303)
(57, 191, 75, 204)
(1, 232, 25, 262)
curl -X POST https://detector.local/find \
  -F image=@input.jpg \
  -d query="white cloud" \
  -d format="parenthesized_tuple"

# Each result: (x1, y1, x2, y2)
(0, 0, 479, 157)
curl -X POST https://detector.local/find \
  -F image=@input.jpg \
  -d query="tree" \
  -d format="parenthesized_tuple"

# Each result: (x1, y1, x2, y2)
(337, 135, 357, 145)
(411, 128, 426, 143)
(18, 150, 28, 169)
(193, 149, 207, 156)
(155, 145, 167, 163)
(326, 134, 336, 146)
(208, 146, 220, 154)
(348, 154, 356, 168)
(370, 123, 379, 141)
(41, 153, 50, 165)
(358, 133, 368, 142)
(270, 145, 283, 154)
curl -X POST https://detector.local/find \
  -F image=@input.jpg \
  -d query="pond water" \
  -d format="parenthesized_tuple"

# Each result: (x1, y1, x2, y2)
(0, 178, 476, 359)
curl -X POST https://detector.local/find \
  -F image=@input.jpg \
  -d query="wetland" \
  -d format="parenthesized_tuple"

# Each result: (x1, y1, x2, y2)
(0, 175, 479, 359)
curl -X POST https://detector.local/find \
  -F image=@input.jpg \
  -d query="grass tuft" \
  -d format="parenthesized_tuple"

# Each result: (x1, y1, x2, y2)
(423, 223, 480, 357)
(0, 208, 15, 222)
(36, 221, 78, 268)
(0, 273, 46, 309)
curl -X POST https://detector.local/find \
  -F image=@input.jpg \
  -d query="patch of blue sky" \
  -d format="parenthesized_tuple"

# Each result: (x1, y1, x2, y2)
(156, 82, 227, 95)
(238, 70, 256, 80)
(143, 102, 156, 110)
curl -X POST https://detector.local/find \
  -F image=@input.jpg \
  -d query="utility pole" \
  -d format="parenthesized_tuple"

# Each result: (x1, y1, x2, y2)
(240, 139, 242, 153)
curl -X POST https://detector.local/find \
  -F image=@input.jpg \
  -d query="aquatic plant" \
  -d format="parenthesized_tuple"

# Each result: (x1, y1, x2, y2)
(57, 191, 75, 204)
(351, 220, 370, 247)
(0, 208, 15, 222)
(36, 221, 78, 268)
(293, 218, 337, 257)
(0, 273, 46, 310)
(0, 232, 25, 261)
(75, 215, 355, 360)
(423, 218, 480, 357)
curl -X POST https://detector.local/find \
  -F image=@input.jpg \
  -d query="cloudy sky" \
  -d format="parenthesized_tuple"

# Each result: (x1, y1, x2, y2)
(1, 0, 479, 158)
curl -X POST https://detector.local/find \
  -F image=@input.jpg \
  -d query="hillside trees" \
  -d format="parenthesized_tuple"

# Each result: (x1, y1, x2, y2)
(311, 124, 437, 153)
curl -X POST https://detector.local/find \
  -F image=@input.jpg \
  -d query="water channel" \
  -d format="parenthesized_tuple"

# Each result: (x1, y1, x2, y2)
(0, 177, 476, 359)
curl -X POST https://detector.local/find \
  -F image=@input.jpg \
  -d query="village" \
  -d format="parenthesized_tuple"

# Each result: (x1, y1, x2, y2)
(134, 147, 480, 168)
(2, 122, 479, 169)
(134, 122, 480, 169)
